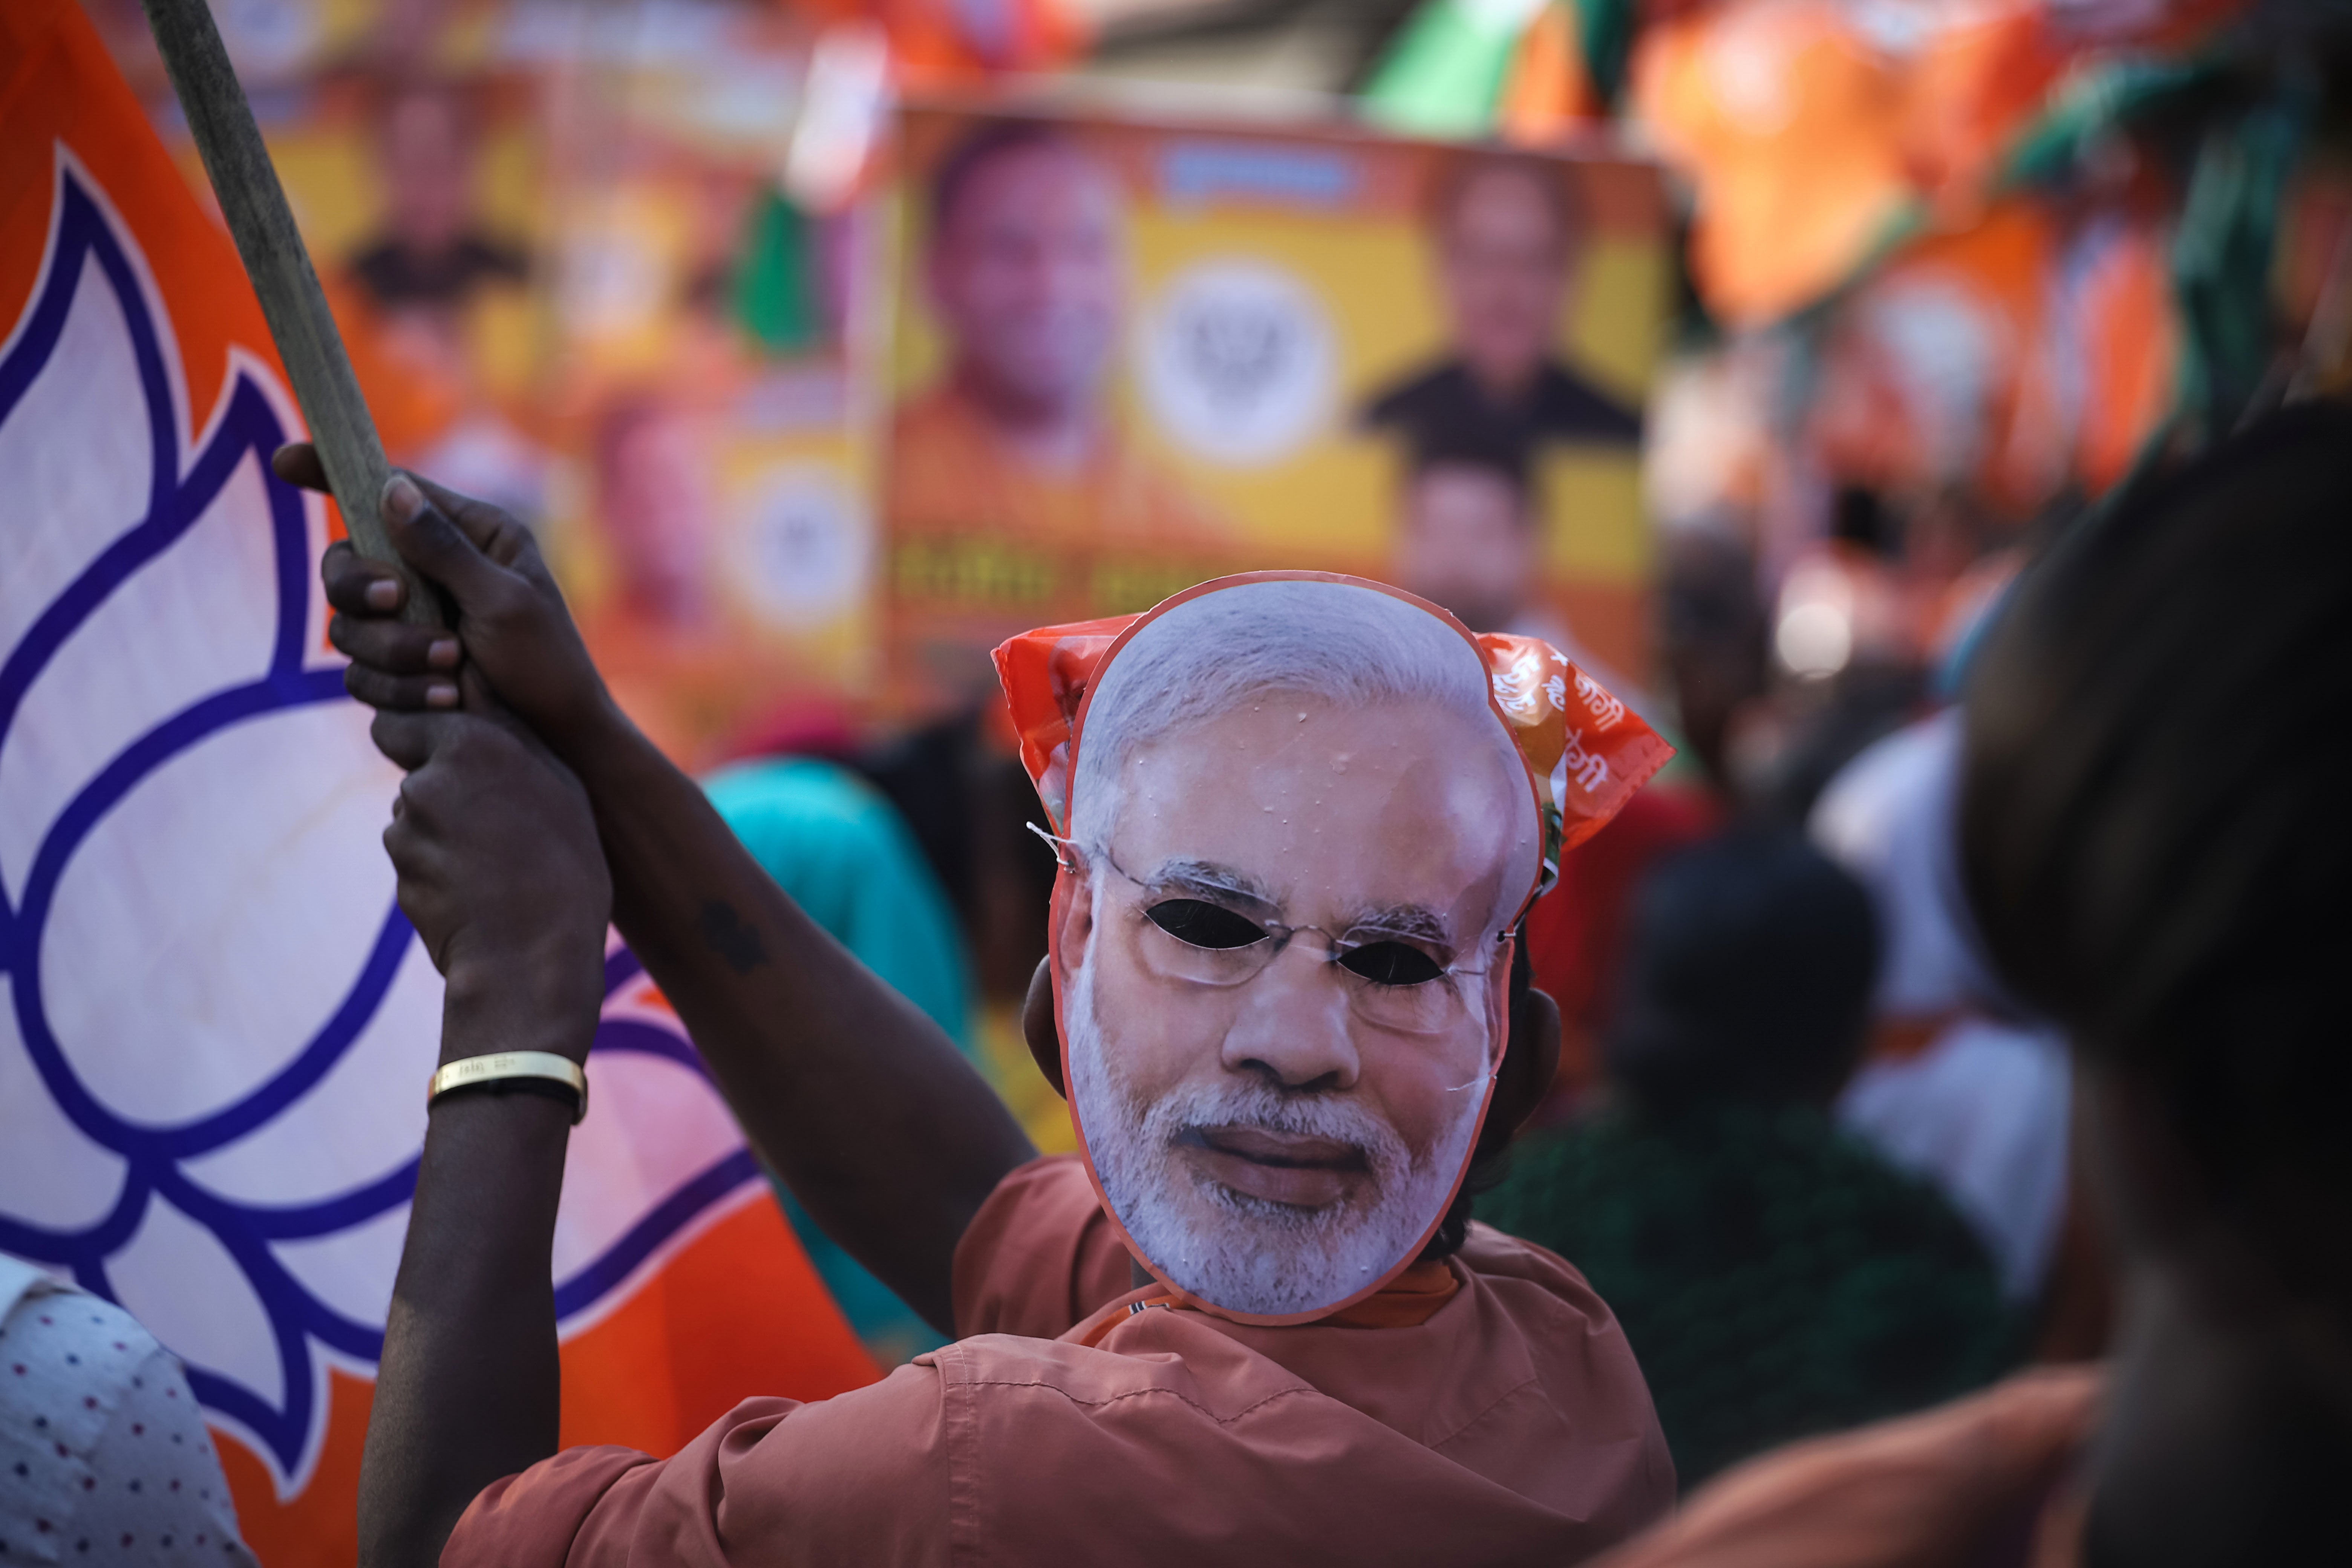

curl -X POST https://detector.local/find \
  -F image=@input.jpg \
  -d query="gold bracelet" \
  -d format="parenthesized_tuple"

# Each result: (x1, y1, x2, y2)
(427, 1051, 588, 1125)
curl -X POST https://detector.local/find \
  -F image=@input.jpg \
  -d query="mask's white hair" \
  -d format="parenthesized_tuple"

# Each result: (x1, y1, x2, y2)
(1069, 580, 1537, 934)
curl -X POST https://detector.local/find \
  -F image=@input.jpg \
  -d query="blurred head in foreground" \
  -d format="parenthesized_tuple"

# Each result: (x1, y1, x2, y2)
(1606, 828, 1880, 1113)
(1959, 401, 2352, 1566)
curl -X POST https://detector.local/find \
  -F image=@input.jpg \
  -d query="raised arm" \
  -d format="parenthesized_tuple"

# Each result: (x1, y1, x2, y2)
(549, 698, 1035, 1334)
(288, 447, 1035, 1332)
(357, 704, 609, 1568)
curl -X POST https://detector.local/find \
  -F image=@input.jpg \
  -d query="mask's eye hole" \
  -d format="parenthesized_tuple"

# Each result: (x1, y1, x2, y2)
(1338, 941, 1447, 987)
(1145, 899, 1269, 950)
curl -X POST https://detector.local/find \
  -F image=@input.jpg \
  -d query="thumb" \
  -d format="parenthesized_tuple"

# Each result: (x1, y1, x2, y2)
(371, 707, 457, 772)
(382, 475, 508, 610)
(455, 663, 528, 740)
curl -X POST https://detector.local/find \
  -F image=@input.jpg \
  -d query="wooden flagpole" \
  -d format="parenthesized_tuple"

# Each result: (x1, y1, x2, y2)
(136, 0, 443, 629)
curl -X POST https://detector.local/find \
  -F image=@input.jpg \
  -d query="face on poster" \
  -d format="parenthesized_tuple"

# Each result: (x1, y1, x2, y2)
(1043, 576, 1546, 1320)
(885, 104, 1666, 714)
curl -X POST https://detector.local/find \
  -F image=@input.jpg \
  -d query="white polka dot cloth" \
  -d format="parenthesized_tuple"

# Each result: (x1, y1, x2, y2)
(0, 1255, 256, 1566)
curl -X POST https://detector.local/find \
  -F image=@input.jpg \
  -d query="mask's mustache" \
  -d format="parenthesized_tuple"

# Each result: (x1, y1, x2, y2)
(1182, 1126, 1368, 1173)
(1141, 1079, 1408, 1188)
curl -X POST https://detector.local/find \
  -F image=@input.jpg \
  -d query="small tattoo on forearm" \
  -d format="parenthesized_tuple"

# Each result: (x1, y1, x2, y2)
(698, 899, 769, 974)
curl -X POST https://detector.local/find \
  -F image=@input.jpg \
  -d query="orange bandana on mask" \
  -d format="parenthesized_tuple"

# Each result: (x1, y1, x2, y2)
(995, 573, 1672, 914)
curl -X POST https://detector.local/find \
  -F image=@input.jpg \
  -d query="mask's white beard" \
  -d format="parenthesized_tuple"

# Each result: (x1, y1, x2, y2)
(1064, 945, 1487, 1317)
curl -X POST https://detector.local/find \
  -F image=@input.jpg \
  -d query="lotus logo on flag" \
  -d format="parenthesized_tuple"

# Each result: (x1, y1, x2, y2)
(2, 9, 875, 1556)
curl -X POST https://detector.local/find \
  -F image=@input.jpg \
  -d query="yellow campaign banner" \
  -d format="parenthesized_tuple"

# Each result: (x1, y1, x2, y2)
(881, 104, 1668, 714)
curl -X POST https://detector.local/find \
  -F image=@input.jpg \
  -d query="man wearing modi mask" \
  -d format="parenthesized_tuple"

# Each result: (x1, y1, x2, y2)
(1027, 576, 1642, 1323)
(282, 441, 1675, 1568)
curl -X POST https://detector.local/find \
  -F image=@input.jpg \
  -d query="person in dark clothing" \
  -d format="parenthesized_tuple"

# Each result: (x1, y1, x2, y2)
(1362, 153, 1639, 465)
(1479, 828, 2015, 1487)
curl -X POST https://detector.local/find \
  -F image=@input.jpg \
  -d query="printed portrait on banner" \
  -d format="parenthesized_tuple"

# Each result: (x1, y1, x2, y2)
(885, 106, 1666, 716)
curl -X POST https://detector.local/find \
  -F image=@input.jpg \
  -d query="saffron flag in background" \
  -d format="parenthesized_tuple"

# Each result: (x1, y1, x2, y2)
(0, 4, 879, 1562)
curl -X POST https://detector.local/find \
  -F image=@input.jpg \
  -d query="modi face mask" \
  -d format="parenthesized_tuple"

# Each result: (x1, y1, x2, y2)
(996, 574, 1669, 1323)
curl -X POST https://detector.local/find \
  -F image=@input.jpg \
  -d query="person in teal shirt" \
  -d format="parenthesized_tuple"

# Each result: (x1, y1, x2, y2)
(704, 754, 975, 1364)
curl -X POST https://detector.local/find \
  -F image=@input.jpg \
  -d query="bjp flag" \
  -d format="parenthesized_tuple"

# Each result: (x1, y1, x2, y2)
(0, 5, 879, 1562)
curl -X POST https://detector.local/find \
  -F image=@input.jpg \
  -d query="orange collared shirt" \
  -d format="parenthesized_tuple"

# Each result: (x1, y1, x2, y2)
(447, 1156, 1672, 1568)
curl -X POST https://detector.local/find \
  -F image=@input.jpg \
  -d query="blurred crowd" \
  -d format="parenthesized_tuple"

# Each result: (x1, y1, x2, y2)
(38, 0, 2352, 1547)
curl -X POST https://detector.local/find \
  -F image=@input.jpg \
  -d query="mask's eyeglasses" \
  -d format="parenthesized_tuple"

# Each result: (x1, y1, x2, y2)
(1030, 826, 1497, 1037)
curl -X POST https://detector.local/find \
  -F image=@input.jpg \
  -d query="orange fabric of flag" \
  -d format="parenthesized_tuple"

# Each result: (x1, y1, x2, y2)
(1498, 2, 1601, 145)
(1629, 0, 2245, 329)
(1632, 0, 1914, 326)
(876, 0, 1089, 87)
(2068, 217, 2179, 494)
(0, 7, 879, 1565)
(1803, 199, 2061, 514)
(1899, 10, 2067, 221)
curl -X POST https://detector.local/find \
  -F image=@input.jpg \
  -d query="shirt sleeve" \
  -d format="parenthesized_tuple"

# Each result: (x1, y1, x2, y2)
(445, 1363, 954, 1568)
(0, 1278, 258, 1568)
(81, 1344, 259, 1566)
(950, 1155, 1135, 1341)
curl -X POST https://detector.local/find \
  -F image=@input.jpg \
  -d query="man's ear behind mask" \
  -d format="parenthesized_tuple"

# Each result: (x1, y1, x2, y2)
(1496, 981, 1561, 1150)
(1024, 957, 1065, 1098)
(1019, 954, 1563, 1142)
